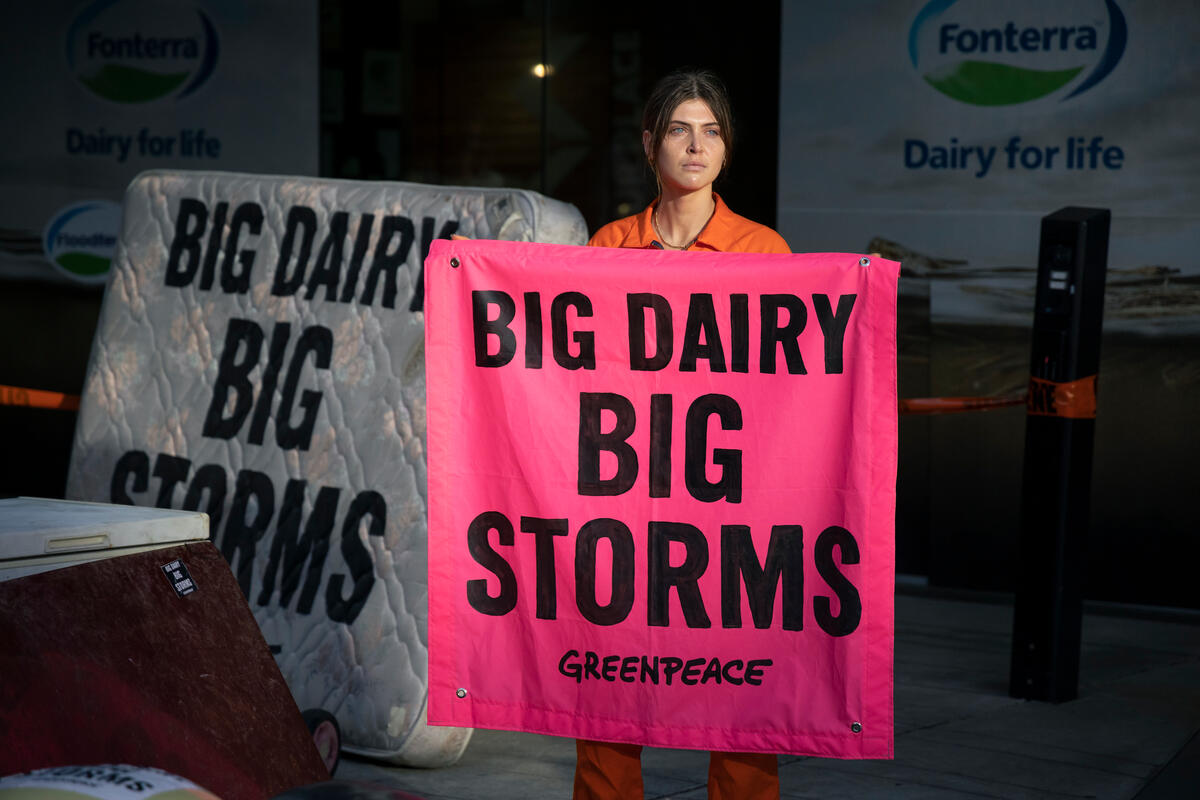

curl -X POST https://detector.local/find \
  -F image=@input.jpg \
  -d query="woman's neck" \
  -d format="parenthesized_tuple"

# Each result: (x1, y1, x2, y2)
(654, 187, 715, 250)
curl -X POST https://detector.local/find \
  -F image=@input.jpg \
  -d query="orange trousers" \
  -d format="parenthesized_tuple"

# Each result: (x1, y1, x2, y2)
(573, 740, 779, 800)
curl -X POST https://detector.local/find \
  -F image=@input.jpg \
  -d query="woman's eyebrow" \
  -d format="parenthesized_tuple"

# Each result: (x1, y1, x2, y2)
(668, 119, 720, 127)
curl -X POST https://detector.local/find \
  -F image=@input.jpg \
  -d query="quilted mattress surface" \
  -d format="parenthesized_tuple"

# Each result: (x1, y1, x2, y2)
(66, 170, 587, 765)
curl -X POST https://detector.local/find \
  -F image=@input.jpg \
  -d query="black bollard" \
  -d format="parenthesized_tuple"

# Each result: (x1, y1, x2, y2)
(1010, 207, 1110, 703)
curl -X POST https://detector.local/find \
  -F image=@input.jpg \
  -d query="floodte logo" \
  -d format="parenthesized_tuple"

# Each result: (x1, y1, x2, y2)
(66, 0, 219, 103)
(43, 201, 122, 284)
(908, 0, 1127, 106)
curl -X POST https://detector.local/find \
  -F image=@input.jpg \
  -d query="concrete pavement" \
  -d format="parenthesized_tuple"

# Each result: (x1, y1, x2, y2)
(336, 588, 1200, 799)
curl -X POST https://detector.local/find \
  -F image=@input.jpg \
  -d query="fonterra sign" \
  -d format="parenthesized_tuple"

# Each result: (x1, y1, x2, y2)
(66, 0, 219, 104)
(909, 0, 1127, 106)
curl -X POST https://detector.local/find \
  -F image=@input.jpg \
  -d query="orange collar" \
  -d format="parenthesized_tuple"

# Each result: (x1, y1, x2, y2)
(632, 193, 734, 251)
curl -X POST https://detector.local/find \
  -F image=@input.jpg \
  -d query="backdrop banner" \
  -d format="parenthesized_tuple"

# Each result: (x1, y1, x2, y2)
(1, 1, 318, 285)
(425, 239, 899, 759)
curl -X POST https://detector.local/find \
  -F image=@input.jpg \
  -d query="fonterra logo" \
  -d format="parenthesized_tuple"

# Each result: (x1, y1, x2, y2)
(66, 0, 219, 104)
(43, 201, 122, 284)
(908, 0, 1126, 105)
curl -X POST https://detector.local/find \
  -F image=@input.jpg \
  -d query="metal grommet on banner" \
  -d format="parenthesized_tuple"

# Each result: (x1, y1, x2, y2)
(450, 257, 460, 268)
(859, 257, 870, 267)
(850, 722, 863, 734)
(456, 688, 467, 698)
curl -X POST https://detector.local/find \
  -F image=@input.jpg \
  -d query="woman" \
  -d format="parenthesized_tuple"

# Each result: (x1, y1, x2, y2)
(576, 69, 786, 800)
(587, 70, 789, 255)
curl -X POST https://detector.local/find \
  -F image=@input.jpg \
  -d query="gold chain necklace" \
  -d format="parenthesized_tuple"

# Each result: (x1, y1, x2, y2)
(652, 205, 709, 250)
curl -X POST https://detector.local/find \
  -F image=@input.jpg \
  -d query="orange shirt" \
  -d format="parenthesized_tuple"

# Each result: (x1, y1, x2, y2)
(587, 193, 790, 254)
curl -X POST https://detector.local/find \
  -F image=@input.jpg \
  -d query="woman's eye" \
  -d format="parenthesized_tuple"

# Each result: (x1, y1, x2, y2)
(705, 129, 720, 137)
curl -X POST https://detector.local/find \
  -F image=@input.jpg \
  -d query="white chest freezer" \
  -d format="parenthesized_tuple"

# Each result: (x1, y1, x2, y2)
(0, 496, 330, 796)
(0, 497, 209, 582)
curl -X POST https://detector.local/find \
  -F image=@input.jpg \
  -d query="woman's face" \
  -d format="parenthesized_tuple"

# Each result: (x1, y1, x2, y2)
(645, 98, 726, 195)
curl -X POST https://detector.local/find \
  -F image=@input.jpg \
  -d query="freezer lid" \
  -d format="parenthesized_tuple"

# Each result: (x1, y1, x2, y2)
(0, 497, 209, 561)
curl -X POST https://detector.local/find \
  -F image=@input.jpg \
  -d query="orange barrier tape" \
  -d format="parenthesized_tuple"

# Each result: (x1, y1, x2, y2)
(1026, 375, 1097, 419)
(0, 380, 1093, 419)
(0, 384, 81, 411)
(899, 392, 1027, 415)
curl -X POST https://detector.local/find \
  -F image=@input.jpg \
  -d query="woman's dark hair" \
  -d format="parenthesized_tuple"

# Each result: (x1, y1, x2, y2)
(642, 69, 734, 174)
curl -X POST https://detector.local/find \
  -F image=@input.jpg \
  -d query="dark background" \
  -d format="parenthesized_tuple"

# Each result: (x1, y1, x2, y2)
(0, 0, 784, 500)
(3, 0, 1193, 610)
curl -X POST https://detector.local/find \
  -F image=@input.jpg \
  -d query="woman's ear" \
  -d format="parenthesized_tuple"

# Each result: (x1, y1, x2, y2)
(642, 130, 653, 161)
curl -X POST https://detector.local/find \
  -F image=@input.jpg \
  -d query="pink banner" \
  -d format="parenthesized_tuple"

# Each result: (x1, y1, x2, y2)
(425, 239, 898, 759)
